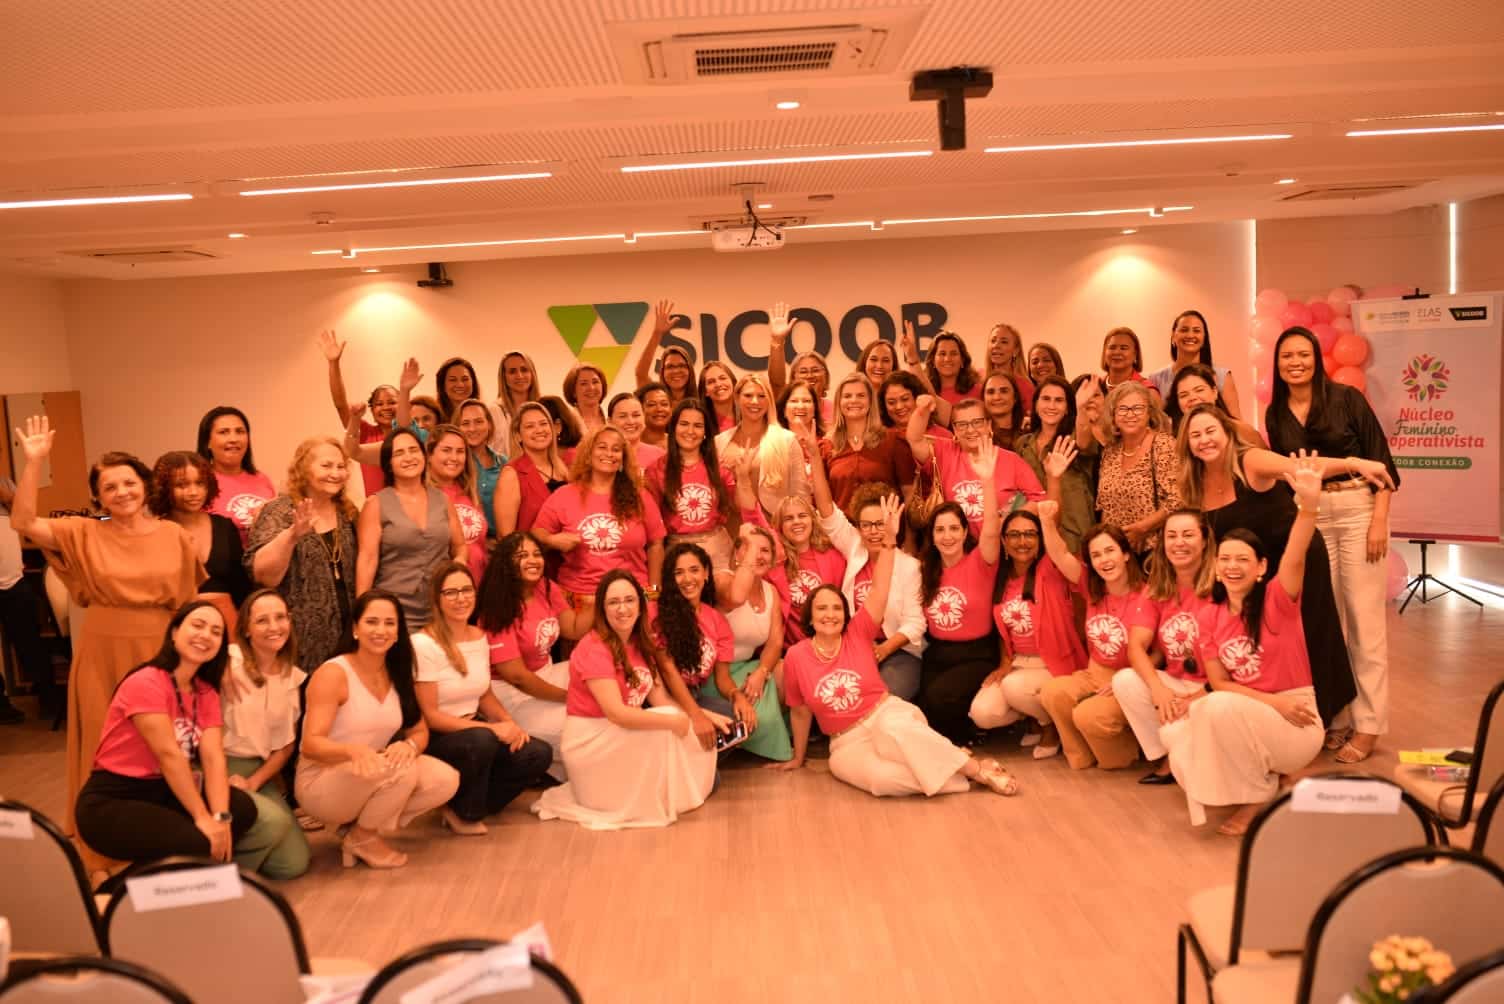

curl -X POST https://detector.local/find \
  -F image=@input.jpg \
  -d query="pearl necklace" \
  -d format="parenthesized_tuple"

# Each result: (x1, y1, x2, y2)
(812, 637, 841, 662)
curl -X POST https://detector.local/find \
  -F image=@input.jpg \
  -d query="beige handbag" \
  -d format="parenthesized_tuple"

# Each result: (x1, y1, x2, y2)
(907, 442, 946, 532)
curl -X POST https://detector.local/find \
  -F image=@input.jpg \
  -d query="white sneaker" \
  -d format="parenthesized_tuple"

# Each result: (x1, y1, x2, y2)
(1032, 743, 1060, 760)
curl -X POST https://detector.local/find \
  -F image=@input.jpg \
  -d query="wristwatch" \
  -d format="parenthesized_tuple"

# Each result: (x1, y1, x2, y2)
(211, 811, 232, 823)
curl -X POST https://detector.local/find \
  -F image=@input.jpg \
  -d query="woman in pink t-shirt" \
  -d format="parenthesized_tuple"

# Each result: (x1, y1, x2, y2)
(907, 396, 1045, 542)
(533, 571, 716, 829)
(74, 601, 258, 867)
(899, 324, 981, 427)
(196, 405, 276, 542)
(771, 494, 1016, 798)
(969, 510, 1087, 752)
(1117, 509, 1218, 784)
(425, 426, 489, 582)
(645, 399, 739, 571)
(915, 446, 1003, 744)
(1162, 458, 1326, 836)
(698, 361, 739, 434)
(533, 425, 667, 605)
(1037, 511, 1153, 770)
(759, 490, 846, 648)
(479, 532, 587, 782)
(607, 392, 665, 474)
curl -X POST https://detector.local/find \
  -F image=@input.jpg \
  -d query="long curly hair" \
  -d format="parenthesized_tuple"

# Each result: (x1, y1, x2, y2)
(568, 424, 644, 522)
(919, 502, 975, 607)
(658, 543, 715, 678)
(592, 570, 659, 694)
(661, 399, 736, 529)
(476, 531, 554, 634)
(847, 482, 906, 550)
(285, 437, 357, 521)
(149, 450, 218, 517)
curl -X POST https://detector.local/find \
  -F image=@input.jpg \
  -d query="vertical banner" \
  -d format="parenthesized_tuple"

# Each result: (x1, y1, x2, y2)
(1355, 293, 1502, 542)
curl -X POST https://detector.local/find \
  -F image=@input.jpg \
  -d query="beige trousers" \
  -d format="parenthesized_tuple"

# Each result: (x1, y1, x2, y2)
(295, 754, 459, 832)
(1112, 667, 1205, 761)
(1039, 661, 1140, 769)
(829, 697, 972, 798)
(969, 657, 1053, 729)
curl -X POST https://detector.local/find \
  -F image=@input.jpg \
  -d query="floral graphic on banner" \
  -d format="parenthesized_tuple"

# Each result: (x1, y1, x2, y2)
(1085, 614, 1128, 659)
(926, 587, 967, 631)
(578, 513, 624, 552)
(1401, 354, 1450, 402)
(815, 669, 864, 712)
(675, 483, 715, 524)
(997, 597, 1034, 636)
(1219, 636, 1263, 684)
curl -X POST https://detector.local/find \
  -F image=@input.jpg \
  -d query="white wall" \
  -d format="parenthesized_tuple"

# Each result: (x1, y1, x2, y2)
(59, 220, 1255, 494)
(0, 273, 73, 395)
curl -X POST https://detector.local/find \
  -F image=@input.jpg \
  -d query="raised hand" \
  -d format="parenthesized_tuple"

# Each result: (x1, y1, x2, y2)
(970, 443, 998, 480)
(318, 328, 346, 362)
(1075, 378, 1102, 410)
(652, 299, 675, 336)
(399, 357, 422, 393)
(733, 443, 759, 484)
(1045, 437, 1078, 479)
(913, 394, 937, 420)
(788, 414, 818, 453)
(14, 416, 55, 462)
(769, 301, 793, 342)
(1283, 450, 1322, 511)
(290, 497, 318, 538)
(900, 321, 920, 365)
(878, 492, 906, 546)
(1037, 499, 1060, 523)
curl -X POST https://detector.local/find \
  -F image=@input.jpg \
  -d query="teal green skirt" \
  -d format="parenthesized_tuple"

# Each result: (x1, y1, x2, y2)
(696, 659, 793, 762)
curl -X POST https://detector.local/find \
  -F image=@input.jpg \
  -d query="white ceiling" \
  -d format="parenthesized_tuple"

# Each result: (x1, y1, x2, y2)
(3, 0, 1503, 279)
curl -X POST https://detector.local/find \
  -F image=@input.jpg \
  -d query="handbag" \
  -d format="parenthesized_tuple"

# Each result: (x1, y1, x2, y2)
(907, 440, 946, 531)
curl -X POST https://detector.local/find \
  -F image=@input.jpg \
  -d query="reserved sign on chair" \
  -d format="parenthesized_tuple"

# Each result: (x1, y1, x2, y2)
(1290, 778, 1402, 815)
(126, 863, 243, 912)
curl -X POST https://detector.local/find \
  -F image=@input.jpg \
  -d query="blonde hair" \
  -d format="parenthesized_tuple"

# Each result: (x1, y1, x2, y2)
(772, 494, 832, 582)
(425, 424, 480, 506)
(988, 323, 1030, 382)
(285, 436, 357, 521)
(508, 401, 567, 474)
(826, 373, 886, 452)
(729, 374, 796, 493)
(1174, 404, 1248, 510)
(495, 352, 541, 417)
(1101, 382, 1169, 447)
(1146, 509, 1217, 601)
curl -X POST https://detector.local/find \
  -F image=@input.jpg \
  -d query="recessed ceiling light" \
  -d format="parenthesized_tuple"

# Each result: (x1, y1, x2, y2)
(984, 133, 1291, 153)
(227, 232, 248, 238)
(1275, 178, 1297, 185)
(1121, 228, 1138, 234)
(361, 267, 380, 273)
(1346, 123, 1504, 137)
(239, 171, 551, 196)
(776, 100, 801, 110)
(621, 150, 931, 174)
(0, 192, 192, 210)
(757, 202, 773, 210)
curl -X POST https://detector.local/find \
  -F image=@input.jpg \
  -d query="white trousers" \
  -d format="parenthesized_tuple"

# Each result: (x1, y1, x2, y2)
(1112, 667, 1205, 761)
(969, 657, 1053, 729)
(493, 662, 570, 780)
(1319, 489, 1390, 734)
(1163, 688, 1323, 826)
(828, 697, 971, 798)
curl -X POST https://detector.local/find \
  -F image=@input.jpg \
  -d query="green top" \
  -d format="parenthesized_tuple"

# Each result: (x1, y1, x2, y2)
(1014, 430, 1097, 555)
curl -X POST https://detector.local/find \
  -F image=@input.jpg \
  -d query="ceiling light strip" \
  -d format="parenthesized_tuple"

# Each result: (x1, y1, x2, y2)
(312, 233, 626, 256)
(241, 172, 551, 196)
(881, 206, 1191, 225)
(985, 134, 1290, 153)
(0, 193, 193, 210)
(621, 150, 932, 174)
(1346, 123, 1504, 137)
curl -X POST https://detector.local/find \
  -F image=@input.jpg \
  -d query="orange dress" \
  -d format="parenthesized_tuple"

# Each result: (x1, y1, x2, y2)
(44, 518, 202, 853)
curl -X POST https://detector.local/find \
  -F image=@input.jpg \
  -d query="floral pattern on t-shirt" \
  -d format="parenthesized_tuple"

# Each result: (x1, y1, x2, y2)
(926, 586, 967, 632)
(578, 513, 624, 552)
(1158, 611, 1199, 662)
(1085, 613, 1128, 660)
(1219, 636, 1263, 683)
(814, 668, 865, 713)
(533, 615, 560, 660)
(790, 569, 823, 607)
(674, 483, 716, 525)
(997, 596, 1034, 636)
(951, 479, 986, 521)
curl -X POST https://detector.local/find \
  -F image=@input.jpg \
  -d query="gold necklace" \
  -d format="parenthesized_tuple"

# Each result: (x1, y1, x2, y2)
(812, 637, 840, 661)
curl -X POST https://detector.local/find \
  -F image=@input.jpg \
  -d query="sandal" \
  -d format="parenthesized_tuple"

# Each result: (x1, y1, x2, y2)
(1334, 735, 1377, 764)
(294, 808, 325, 832)
(974, 758, 1020, 796)
(1323, 728, 1354, 751)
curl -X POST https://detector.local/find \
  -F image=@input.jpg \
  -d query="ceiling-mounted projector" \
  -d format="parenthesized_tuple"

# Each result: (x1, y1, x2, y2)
(709, 223, 785, 252)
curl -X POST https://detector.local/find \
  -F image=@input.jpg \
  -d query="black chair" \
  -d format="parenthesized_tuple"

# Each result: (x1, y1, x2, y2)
(1412, 946, 1504, 1002)
(358, 938, 583, 1004)
(1393, 678, 1504, 838)
(0, 956, 192, 1003)
(1470, 775, 1504, 865)
(0, 800, 102, 959)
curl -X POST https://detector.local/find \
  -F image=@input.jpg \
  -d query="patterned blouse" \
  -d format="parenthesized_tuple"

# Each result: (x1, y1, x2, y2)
(244, 495, 358, 671)
(1095, 433, 1180, 550)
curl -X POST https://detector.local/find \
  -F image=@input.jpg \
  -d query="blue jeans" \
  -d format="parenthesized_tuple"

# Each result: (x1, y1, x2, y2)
(879, 650, 922, 701)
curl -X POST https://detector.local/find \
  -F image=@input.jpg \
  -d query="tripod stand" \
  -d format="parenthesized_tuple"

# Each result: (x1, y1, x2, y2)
(1398, 539, 1484, 613)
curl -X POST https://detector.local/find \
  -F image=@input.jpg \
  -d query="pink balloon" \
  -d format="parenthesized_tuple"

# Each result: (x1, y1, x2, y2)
(1323, 353, 1339, 375)
(1250, 315, 1282, 348)
(1307, 300, 1335, 325)
(1255, 289, 1289, 317)
(1332, 316, 1354, 335)
(1255, 371, 1274, 405)
(1386, 550, 1411, 602)
(1332, 332, 1370, 368)
(1331, 366, 1367, 392)
(1327, 286, 1360, 318)
(1310, 322, 1338, 353)
(1279, 302, 1313, 329)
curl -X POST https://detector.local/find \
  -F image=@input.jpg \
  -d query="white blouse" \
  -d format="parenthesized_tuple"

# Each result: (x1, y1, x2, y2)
(221, 645, 308, 760)
(724, 580, 776, 663)
(413, 633, 492, 719)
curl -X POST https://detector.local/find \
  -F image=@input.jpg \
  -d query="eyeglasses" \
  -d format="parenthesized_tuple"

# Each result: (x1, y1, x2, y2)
(952, 419, 990, 432)
(604, 597, 638, 609)
(857, 520, 887, 531)
(439, 587, 476, 600)
(1115, 404, 1148, 417)
(1004, 530, 1040, 541)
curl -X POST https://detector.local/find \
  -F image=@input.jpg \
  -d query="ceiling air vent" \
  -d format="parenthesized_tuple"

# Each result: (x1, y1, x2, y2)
(611, 11, 922, 85)
(66, 247, 219, 265)
(1279, 183, 1421, 202)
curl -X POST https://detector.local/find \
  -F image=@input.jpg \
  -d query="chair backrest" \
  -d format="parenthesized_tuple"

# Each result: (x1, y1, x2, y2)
(1464, 679, 1504, 825)
(1473, 777, 1504, 867)
(0, 957, 192, 1004)
(0, 800, 101, 956)
(1413, 947, 1504, 1003)
(357, 939, 583, 1004)
(102, 857, 309, 1004)
(1231, 775, 1434, 959)
(1296, 847, 1504, 1004)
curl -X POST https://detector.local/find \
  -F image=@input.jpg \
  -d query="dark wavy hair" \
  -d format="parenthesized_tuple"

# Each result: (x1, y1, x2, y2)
(1211, 528, 1275, 650)
(982, 372, 1025, 436)
(196, 405, 260, 475)
(776, 379, 826, 438)
(1078, 522, 1143, 604)
(120, 599, 231, 695)
(89, 452, 154, 509)
(856, 339, 899, 384)
(660, 398, 736, 529)
(540, 396, 582, 450)
(657, 345, 698, 401)
(149, 450, 218, 517)
(799, 583, 851, 637)
(877, 371, 928, 428)
(1169, 310, 1214, 366)
(658, 543, 716, 679)
(379, 427, 426, 488)
(919, 502, 975, 607)
(1026, 375, 1078, 448)
(592, 570, 659, 694)
(434, 357, 481, 420)
(995, 510, 1045, 605)
(338, 590, 421, 730)
(925, 331, 980, 395)
(1164, 363, 1231, 431)
(476, 531, 555, 634)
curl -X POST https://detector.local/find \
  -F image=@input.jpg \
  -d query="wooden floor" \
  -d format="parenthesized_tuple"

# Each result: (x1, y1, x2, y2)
(1, 596, 1498, 1003)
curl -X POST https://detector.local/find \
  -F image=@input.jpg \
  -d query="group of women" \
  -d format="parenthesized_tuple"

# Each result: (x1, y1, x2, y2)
(6, 307, 1400, 883)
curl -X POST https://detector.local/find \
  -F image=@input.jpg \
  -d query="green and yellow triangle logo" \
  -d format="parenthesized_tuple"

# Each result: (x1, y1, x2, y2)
(546, 301, 650, 385)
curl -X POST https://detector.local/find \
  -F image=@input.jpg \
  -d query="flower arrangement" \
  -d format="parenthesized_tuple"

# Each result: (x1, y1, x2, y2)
(1354, 935, 1455, 1002)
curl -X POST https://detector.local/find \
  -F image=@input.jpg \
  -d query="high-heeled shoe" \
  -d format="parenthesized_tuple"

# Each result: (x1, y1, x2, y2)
(340, 832, 408, 869)
(441, 807, 488, 836)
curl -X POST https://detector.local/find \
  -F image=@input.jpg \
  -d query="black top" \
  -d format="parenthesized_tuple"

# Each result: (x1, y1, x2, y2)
(201, 513, 251, 606)
(1264, 382, 1400, 490)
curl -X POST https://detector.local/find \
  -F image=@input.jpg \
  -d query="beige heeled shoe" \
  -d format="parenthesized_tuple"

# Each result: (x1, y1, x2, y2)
(340, 831, 408, 869)
(441, 807, 488, 836)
